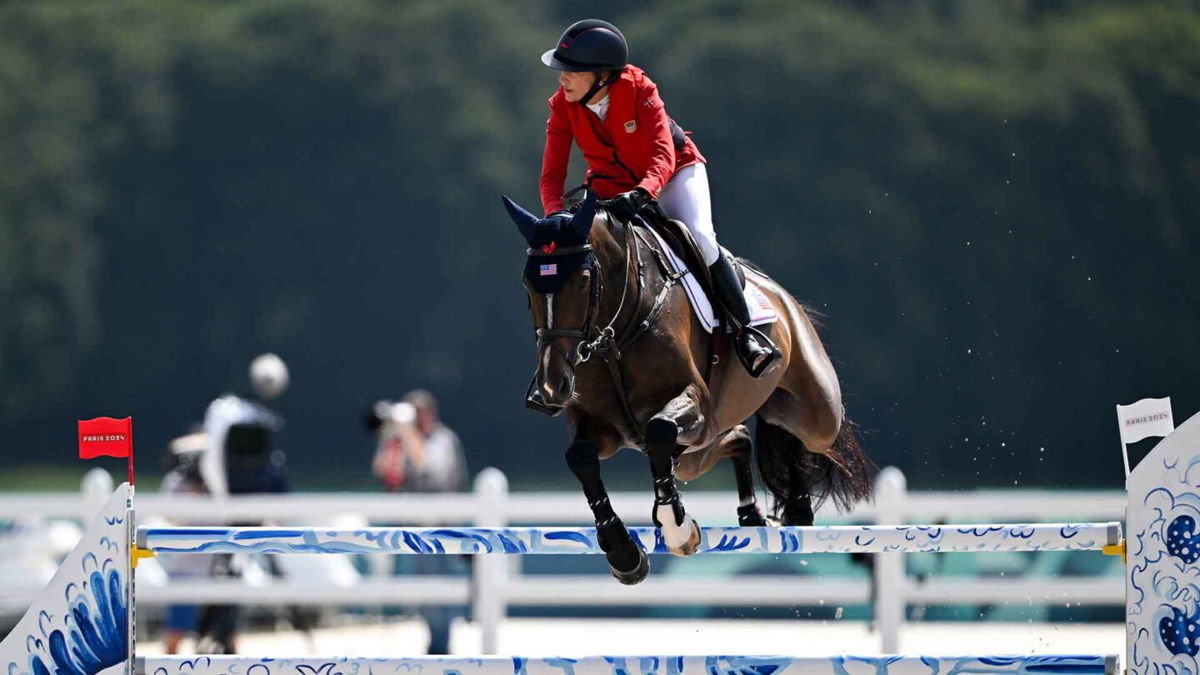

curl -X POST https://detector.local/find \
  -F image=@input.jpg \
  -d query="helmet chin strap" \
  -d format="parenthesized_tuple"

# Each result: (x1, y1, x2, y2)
(579, 72, 610, 105)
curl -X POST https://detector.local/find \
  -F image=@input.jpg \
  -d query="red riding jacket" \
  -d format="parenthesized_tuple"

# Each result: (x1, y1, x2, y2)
(540, 65, 705, 215)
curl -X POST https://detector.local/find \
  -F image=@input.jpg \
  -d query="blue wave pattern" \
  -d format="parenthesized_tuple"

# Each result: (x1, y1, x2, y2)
(140, 654, 1112, 675)
(1127, 440, 1200, 672)
(140, 522, 1115, 556)
(0, 485, 131, 675)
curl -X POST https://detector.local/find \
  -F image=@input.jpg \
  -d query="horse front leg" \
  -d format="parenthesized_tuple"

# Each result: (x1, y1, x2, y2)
(645, 385, 706, 556)
(565, 427, 649, 585)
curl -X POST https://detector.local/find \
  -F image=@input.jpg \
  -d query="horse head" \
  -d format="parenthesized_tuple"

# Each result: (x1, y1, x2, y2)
(503, 191, 602, 410)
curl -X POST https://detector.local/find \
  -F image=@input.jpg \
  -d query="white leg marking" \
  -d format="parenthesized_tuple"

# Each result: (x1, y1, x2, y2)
(656, 503, 696, 549)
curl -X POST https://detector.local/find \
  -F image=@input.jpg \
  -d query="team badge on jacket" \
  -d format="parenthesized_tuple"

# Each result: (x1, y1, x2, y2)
(624, 120, 637, 133)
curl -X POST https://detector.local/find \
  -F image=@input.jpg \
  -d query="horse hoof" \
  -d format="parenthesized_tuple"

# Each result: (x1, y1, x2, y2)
(609, 547, 649, 585)
(667, 517, 702, 557)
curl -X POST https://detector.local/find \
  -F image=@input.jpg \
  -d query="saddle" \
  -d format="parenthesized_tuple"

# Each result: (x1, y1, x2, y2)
(633, 204, 749, 386)
(634, 202, 784, 381)
(637, 203, 745, 304)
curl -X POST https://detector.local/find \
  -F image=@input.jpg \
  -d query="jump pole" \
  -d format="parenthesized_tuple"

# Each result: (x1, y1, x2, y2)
(8, 410, 1200, 674)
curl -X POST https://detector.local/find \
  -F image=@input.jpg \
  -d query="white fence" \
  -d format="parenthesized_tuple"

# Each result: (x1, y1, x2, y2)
(0, 468, 1125, 652)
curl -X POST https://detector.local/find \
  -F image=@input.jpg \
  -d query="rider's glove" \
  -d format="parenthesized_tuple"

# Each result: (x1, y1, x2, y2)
(607, 189, 649, 221)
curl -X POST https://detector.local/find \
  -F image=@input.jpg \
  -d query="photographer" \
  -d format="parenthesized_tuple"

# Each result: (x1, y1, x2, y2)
(368, 389, 467, 654)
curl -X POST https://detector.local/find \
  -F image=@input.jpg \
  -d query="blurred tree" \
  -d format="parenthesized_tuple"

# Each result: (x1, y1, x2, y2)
(0, 0, 1196, 489)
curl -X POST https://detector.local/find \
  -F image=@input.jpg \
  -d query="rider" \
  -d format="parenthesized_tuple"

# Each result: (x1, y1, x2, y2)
(538, 19, 781, 376)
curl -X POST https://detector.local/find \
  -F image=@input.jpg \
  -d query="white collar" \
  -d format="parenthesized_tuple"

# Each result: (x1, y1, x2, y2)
(585, 94, 610, 121)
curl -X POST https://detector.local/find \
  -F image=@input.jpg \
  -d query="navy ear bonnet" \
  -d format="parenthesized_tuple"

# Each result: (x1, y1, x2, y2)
(502, 191, 597, 294)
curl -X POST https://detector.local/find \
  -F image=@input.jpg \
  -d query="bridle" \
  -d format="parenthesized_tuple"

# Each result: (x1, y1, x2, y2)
(524, 210, 686, 446)
(527, 225, 634, 370)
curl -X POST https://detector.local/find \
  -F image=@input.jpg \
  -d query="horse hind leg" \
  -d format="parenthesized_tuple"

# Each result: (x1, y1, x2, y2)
(756, 390, 874, 525)
(675, 425, 767, 526)
(730, 433, 769, 526)
(754, 419, 817, 525)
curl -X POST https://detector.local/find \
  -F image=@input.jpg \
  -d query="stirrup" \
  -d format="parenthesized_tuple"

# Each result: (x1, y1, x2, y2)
(735, 326, 782, 378)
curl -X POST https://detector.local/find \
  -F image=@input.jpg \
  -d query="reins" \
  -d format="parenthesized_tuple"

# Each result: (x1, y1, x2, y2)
(532, 209, 686, 446)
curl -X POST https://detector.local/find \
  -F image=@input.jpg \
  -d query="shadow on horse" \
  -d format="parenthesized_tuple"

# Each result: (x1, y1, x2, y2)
(504, 191, 874, 584)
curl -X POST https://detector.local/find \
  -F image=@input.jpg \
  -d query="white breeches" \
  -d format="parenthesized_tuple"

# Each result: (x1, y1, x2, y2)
(657, 162, 721, 266)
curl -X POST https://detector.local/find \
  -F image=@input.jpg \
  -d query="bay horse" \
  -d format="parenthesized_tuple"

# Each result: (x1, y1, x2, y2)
(504, 190, 873, 584)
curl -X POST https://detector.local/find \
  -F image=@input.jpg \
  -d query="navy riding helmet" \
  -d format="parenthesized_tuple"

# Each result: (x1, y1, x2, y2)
(542, 19, 628, 72)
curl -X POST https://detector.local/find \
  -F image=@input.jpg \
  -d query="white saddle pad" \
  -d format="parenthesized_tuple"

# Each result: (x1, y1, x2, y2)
(645, 227, 778, 334)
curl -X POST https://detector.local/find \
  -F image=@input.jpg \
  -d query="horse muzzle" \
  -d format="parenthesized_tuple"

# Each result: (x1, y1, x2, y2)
(525, 376, 564, 417)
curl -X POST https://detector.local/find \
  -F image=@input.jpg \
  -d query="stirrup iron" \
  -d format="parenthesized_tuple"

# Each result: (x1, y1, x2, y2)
(735, 325, 782, 378)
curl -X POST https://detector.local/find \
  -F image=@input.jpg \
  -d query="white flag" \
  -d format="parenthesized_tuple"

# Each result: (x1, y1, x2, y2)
(1116, 397, 1174, 445)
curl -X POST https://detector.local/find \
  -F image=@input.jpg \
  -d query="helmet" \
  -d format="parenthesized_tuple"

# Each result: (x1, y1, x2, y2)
(542, 19, 628, 72)
(250, 353, 289, 400)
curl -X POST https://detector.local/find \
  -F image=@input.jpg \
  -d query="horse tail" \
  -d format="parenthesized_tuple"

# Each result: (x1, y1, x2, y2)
(755, 415, 875, 525)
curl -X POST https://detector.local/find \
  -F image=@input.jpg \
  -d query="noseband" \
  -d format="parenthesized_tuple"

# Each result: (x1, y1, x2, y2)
(524, 214, 683, 440)
(527, 237, 631, 367)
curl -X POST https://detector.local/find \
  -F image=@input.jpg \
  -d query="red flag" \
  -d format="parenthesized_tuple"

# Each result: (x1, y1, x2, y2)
(78, 417, 133, 459)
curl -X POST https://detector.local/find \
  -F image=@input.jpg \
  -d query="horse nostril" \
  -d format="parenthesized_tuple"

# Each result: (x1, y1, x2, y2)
(560, 377, 572, 395)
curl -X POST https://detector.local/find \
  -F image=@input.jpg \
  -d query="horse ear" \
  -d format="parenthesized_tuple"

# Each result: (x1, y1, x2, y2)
(502, 195, 539, 243)
(569, 190, 597, 240)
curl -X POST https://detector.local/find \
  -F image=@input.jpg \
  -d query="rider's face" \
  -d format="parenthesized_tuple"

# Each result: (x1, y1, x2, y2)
(559, 71, 604, 103)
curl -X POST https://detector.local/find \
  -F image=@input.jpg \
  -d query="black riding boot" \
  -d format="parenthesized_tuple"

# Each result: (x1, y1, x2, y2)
(708, 256, 782, 377)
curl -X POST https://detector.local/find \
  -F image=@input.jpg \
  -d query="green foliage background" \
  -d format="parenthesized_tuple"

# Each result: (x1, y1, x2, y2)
(1, 0, 1196, 490)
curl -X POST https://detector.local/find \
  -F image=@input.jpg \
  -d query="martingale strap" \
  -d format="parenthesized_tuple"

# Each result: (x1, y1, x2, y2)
(591, 223, 687, 447)
(601, 354, 640, 445)
(600, 279, 678, 448)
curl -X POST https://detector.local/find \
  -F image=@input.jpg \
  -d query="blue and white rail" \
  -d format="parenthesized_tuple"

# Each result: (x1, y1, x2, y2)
(136, 654, 1116, 675)
(137, 522, 1121, 556)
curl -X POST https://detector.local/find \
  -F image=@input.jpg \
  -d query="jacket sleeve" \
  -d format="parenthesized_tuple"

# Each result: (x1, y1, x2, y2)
(634, 81, 677, 199)
(540, 97, 573, 215)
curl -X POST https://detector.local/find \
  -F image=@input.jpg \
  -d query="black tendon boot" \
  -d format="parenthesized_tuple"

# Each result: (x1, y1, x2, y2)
(708, 256, 781, 377)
